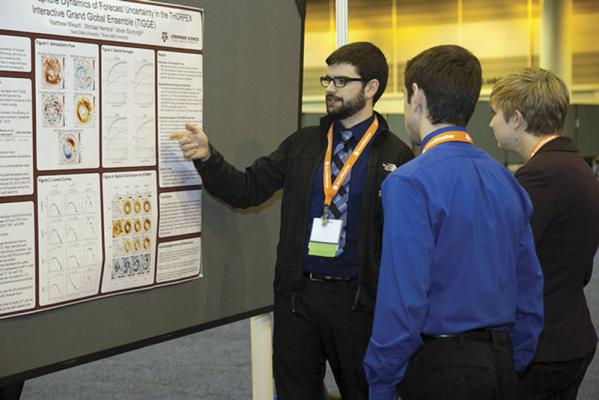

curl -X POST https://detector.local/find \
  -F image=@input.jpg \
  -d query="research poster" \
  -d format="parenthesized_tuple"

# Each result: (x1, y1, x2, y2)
(0, 0, 203, 318)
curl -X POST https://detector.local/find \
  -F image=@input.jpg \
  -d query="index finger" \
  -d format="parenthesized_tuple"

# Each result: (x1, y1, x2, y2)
(170, 131, 187, 141)
(185, 123, 202, 135)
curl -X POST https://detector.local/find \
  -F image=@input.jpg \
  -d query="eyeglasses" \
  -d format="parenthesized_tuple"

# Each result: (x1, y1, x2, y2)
(320, 76, 367, 88)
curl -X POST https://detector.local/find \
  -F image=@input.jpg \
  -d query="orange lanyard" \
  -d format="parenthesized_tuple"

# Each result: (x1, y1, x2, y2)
(529, 134, 560, 159)
(323, 116, 379, 208)
(422, 131, 473, 153)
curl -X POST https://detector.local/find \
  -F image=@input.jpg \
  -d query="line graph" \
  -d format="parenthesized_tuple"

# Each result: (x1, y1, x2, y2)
(48, 194, 63, 217)
(38, 175, 102, 305)
(68, 253, 81, 269)
(103, 58, 127, 105)
(48, 227, 63, 245)
(83, 194, 95, 214)
(48, 249, 65, 273)
(133, 61, 154, 105)
(66, 225, 79, 243)
(66, 199, 79, 216)
(48, 276, 64, 301)
(134, 116, 155, 160)
(101, 47, 156, 167)
(103, 115, 128, 161)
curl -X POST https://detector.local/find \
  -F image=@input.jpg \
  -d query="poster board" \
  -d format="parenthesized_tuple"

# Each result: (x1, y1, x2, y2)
(0, 0, 304, 383)
(0, 0, 204, 317)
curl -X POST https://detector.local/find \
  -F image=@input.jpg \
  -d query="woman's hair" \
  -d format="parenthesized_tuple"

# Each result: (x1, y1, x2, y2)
(490, 68, 569, 135)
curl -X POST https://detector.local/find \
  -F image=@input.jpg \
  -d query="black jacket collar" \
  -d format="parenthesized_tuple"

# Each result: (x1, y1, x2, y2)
(535, 136, 578, 156)
(318, 111, 389, 143)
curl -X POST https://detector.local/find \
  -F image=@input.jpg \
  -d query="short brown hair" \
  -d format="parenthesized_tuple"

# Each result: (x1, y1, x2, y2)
(404, 45, 482, 127)
(490, 68, 569, 136)
(326, 42, 388, 104)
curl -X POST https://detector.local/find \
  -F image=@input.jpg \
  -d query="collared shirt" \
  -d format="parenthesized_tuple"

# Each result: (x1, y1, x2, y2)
(303, 114, 378, 277)
(420, 125, 469, 150)
(364, 126, 544, 400)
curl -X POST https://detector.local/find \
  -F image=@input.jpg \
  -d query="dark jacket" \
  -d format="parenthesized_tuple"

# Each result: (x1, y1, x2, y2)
(515, 137, 599, 362)
(195, 112, 414, 311)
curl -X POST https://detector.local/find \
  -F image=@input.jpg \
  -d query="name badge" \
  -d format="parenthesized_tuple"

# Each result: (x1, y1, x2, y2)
(308, 217, 342, 258)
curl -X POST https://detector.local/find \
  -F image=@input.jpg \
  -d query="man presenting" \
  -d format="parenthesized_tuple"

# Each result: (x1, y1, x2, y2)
(364, 45, 544, 400)
(172, 42, 413, 399)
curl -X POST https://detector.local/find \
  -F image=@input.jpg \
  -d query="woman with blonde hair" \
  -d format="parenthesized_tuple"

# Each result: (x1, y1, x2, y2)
(490, 67, 599, 400)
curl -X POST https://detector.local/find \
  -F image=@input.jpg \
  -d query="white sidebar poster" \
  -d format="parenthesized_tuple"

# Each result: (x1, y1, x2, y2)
(157, 190, 202, 283)
(157, 238, 201, 284)
(0, 0, 203, 319)
(158, 190, 202, 238)
(158, 51, 202, 188)
(0, 35, 31, 73)
(0, 77, 33, 196)
(0, 202, 35, 314)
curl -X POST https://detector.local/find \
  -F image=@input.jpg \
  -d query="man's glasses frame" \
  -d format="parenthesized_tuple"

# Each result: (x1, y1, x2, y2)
(320, 76, 368, 88)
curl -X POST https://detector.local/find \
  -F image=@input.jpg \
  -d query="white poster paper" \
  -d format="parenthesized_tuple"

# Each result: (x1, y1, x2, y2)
(158, 190, 202, 238)
(157, 51, 202, 187)
(101, 171, 158, 293)
(156, 238, 201, 283)
(37, 174, 102, 306)
(0, 202, 35, 314)
(35, 39, 100, 170)
(0, 35, 31, 72)
(0, 78, 33, 196)
(101, 46, 156, 167)
(0, 1, 202, 51)
(0, 0, 203, 319)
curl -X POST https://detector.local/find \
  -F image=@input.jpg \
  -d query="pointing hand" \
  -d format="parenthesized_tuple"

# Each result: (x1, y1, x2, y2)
(170, 123, 210, 161)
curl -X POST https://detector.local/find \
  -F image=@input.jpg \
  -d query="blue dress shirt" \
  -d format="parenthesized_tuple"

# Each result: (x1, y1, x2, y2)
(364, 127, 544, 400)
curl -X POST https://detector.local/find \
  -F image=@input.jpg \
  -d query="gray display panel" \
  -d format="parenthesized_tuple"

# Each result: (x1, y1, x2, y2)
(0, 0, 304, 383)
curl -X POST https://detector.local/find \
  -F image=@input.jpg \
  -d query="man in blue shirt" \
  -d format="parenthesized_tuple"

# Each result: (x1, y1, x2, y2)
(363, 45, 544, 400)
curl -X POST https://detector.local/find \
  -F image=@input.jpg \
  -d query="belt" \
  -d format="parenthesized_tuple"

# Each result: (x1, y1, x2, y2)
(303, 272, 357, 282)
(422, 329, 509, 345)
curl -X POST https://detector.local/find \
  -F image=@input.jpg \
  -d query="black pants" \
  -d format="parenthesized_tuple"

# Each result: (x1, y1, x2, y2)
(0, 381, 24, 400)
(273, 277, 372, 400)
(399, 331, 517, 400)
(517, 348, 596, 400)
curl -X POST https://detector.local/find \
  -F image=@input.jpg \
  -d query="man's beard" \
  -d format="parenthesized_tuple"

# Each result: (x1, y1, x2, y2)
(326, 90, 366, 120)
